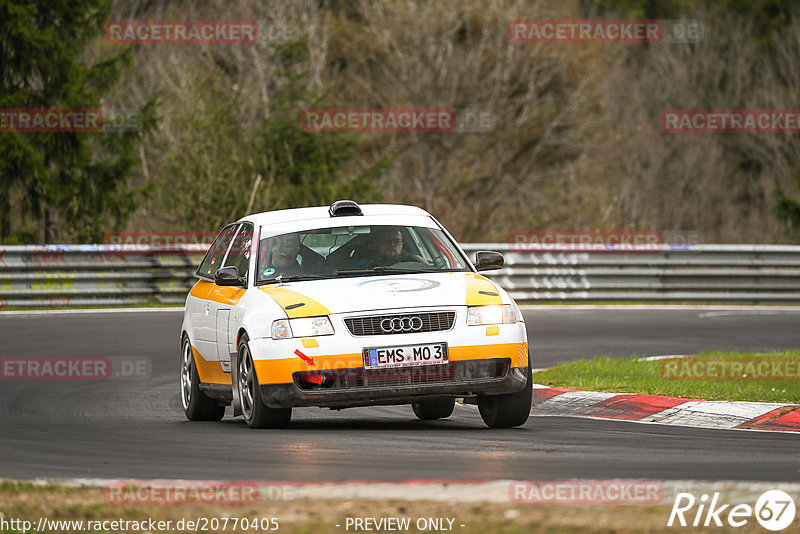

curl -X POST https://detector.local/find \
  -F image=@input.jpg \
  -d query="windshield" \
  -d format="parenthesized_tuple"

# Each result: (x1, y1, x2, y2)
(256, 224, 471, 284)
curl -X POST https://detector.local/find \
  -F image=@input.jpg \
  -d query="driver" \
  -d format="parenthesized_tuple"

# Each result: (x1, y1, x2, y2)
(364, 227, 430, 267)
(374, 227, 404, 264)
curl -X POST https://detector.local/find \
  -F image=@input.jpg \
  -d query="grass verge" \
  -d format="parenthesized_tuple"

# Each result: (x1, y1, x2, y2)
(533, 350, 800, 404)
(0, 481, 766, 534)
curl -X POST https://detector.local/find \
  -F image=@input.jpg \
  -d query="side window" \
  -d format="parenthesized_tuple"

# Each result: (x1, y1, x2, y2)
(196, 224, 239, 279)
(405, 228, 431, 262)
(421, 227, 467, 269)
(223, 223, 253, 283)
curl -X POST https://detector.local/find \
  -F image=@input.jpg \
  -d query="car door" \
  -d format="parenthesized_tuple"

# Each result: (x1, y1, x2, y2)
(206, 222, 253, 372)
(192, 223, 240, 364)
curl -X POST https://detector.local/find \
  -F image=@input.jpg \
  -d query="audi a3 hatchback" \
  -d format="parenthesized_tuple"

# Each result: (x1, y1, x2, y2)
(180, 201, 531, 428)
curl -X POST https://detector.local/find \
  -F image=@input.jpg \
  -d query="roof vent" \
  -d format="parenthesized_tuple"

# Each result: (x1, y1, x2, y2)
(329, 200, 363, 217)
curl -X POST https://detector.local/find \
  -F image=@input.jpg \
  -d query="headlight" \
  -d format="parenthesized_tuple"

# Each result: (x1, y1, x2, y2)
(271, 317, 335, 339)
(291, 316, 335, 337)
(271, 319, 292, 339)
(467, 305, 516, 325)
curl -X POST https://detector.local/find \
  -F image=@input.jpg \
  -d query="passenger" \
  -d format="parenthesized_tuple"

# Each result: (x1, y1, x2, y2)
(262, 233, 304, 278)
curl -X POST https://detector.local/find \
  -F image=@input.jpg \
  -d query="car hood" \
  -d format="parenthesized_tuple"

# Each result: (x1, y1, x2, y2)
(258, 272, 503, 316)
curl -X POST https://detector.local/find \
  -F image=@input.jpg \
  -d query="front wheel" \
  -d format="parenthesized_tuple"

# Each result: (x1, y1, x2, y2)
(238, 334, 292, 429)
(477, 359, 532, 428)
(412, 398, 456, 420)
(180, 336, 225, 421)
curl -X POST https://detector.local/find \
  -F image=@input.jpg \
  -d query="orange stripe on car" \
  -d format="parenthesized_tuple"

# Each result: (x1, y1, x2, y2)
(253, 342, 527, 384)
(465, 273, 502, 306)
(188, 279, 214, 299)
(450, 342, 528, 368)
(254, 351, 362, 384)
(191, 344, 232, 385)
(207, 285, 245, 306)
(190, 279, 243, 306)
(260, 286, 331, 318)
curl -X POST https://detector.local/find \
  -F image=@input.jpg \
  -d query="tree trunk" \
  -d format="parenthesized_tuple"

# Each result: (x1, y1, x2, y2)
(44, 205, 51, 244)
(0, 191, 9, 242)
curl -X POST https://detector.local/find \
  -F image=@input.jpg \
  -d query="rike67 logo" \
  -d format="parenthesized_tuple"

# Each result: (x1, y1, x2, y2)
(668, 490, 796, 531)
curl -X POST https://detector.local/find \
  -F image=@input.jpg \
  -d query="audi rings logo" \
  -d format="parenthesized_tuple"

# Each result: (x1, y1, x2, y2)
(380, 316, 423, 333)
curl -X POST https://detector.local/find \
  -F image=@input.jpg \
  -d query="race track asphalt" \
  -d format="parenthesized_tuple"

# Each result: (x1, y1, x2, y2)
(0, 308, 797, 482)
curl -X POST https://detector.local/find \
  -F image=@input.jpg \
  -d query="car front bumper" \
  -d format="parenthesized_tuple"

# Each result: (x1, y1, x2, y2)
(258, 358, 529, 409)
(247, 308, 529, 408)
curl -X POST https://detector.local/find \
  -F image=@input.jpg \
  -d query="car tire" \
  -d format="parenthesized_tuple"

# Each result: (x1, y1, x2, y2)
(238, 334, 292, 429)
(477, 357, 532, 428)
(181, 336, 225, 421)
(412, 398, 456, 420)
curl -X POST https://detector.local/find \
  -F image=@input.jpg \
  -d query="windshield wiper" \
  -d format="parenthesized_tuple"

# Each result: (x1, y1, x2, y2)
(259, 274, 334, 285)
(336, 266, 438, 276)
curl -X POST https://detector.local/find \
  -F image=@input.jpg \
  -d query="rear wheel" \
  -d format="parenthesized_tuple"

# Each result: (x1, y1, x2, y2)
(477, 358, 532, 428)
(412, 398, 456, 420)
(181, 336, 225, 421)
(238, 334, 292, 429)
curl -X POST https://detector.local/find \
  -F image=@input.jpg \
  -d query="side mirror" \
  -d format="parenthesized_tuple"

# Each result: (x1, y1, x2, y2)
(474, 251, 504, 272)
(214, 266, 244, 287)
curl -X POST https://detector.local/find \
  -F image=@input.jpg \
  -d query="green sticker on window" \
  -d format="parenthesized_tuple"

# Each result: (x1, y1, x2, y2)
(263, 268, 275, 276)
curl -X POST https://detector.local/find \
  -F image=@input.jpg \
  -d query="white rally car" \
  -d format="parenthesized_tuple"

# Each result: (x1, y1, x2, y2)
(180, 201, 530, 428)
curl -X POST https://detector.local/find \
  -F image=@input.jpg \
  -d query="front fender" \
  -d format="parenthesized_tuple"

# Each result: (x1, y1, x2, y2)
(231, 338, 243, 417)
(237, 288, 287, 340)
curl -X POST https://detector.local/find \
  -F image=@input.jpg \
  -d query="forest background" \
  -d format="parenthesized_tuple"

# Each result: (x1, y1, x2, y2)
(3, 0, 800, 245)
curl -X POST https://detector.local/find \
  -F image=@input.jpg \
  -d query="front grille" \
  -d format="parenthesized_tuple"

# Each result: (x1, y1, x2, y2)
(344, 311, 456, 336)
(294, 359, 509, 391)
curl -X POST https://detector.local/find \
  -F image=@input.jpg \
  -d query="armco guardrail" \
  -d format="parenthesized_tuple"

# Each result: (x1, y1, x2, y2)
(0, 244, 207, 308)
(479, 243, 800, 302)
(0, 243, 799, 308)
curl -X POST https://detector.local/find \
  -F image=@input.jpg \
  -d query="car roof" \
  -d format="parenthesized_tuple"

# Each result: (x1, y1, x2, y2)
(237, 203, 432, 228)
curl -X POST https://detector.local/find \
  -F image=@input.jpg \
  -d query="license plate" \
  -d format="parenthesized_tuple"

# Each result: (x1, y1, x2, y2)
(363, 342, 448, 369)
